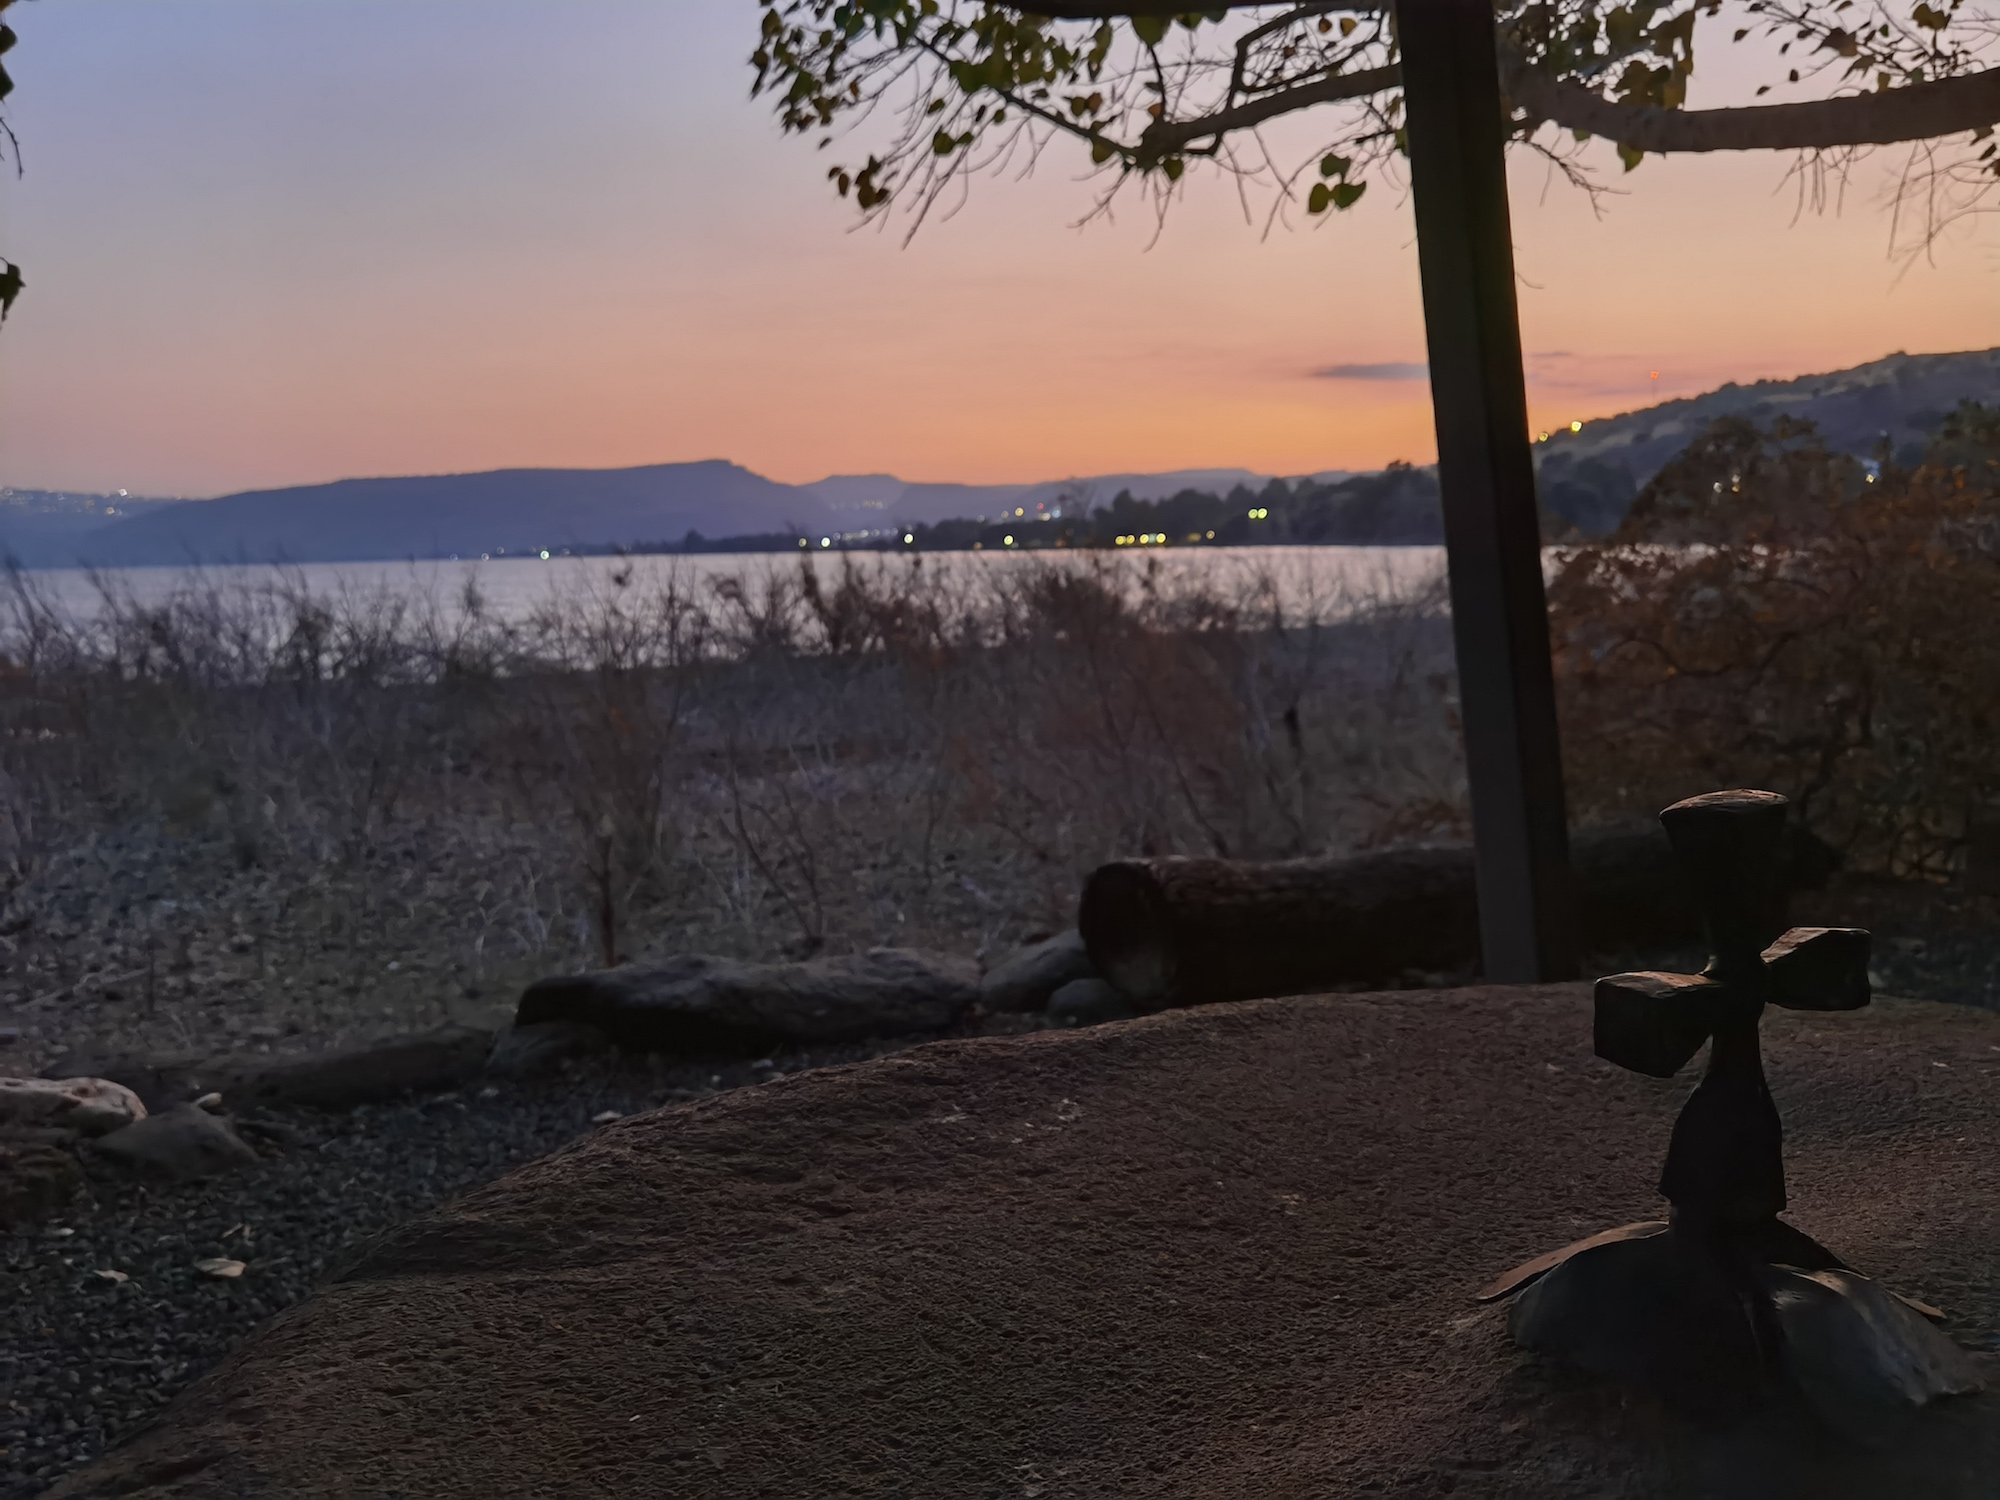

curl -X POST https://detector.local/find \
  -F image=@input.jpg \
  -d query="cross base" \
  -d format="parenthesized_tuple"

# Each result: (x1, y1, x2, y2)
(1481, 1217, 1984, 1434)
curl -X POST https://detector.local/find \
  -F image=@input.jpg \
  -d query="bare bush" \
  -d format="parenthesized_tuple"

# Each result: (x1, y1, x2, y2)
(0, 550, 1463, 1064)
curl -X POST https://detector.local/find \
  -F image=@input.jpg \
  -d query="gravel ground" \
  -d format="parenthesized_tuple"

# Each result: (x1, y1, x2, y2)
(0, 1039, 964, 1500)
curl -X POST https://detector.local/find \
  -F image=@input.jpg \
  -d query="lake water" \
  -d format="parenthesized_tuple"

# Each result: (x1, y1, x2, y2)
(9, 545, 1451, 628)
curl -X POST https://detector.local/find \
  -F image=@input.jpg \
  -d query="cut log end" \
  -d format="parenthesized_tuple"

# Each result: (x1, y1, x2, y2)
(1077, 863, 1177, 1008)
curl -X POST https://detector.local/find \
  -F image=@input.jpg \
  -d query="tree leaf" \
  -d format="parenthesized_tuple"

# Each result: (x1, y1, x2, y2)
(1307, 182, 1333, 214)
(1132, 15, 1168, 46)
(1331, 180, 1366, 209)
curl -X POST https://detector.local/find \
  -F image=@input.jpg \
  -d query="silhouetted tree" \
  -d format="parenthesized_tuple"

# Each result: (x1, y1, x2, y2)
(752, 0, 2000, 251)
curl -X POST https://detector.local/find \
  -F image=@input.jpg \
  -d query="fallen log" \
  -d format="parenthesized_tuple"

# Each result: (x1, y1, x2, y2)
(514, 948, 980, 1057)
(1078, 824, 1836, 1009)
(47, 1025, 498, 1112)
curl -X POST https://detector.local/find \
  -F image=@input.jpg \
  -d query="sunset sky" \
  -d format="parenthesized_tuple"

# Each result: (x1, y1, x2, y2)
(1, 0, 1996, 498)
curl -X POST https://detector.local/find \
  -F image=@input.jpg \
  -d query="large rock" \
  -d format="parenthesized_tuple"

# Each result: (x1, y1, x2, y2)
(1046, 977, 1136, 1028)
(0, 1137, 84, 1229)
(47, 990, 2000, 1500)
(0, 1075, 147, 1136)
(94, 1104, 260, 1183)
(979, 930, 1096, 1014)
(39, 1053, 196, 1113)
(516, 948, 980, 1055)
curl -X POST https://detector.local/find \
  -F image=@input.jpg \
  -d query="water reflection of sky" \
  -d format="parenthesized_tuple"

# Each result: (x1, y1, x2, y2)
(10, 547, 1452, 632)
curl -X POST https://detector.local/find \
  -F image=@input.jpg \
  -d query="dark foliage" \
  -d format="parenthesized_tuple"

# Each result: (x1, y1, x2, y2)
(1551, 406, 2000, 877)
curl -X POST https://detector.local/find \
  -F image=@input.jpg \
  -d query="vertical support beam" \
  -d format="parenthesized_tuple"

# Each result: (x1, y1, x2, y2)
(1397, 0, 1577, 982)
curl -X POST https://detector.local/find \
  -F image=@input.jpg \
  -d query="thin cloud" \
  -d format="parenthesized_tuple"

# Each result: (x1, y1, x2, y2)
(1311, 361, 1429, 381)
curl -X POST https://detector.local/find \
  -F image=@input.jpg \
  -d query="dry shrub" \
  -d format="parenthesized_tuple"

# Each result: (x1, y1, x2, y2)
(0, 548, 1468, 1054)
(942, 556, 1446, 867)
(1552, 406, 2000, 877)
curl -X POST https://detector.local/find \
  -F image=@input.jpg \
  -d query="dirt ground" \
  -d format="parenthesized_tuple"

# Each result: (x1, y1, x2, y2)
(47, 984, 2000, 1500)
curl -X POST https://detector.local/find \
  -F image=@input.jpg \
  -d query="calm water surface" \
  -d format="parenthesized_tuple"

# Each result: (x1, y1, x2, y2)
(13, 546, 1450, 627)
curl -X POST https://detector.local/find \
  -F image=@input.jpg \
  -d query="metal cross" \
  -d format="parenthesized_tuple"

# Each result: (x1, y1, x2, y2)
(1593, 790, 1870, 1230)
(1482, 790, 1986, 1427)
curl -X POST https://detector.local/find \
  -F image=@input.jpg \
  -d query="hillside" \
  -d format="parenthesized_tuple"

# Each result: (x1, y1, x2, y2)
(68, 461, 813, 568)
(0, 491, 180, 569)
(1533, 346, 2000, 534)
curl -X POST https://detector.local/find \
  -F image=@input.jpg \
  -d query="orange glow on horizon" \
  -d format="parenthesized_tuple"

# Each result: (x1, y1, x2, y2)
(1, 2, 1995, 499)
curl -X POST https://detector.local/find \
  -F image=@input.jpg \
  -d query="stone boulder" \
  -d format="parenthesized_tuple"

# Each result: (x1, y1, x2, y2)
(38, 1053, 194, 1113)
(1047, 977, 1138, 1029)
(516, 948, 980, 1056)
(0, 1075, 147, 1136)
(979, 930, 1097, 1014)
(47, 990, 2000, 1500)
(94, 1104, 260, 1183)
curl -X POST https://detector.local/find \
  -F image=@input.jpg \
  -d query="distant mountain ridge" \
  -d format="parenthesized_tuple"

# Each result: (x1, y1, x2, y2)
(53, 461, 808, 570)
(1, 462, 1325, 568)
(7, 346, 1997, 566)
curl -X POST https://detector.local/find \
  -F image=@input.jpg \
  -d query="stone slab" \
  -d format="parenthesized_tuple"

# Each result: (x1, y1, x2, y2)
(51, 986, 2000, 1499)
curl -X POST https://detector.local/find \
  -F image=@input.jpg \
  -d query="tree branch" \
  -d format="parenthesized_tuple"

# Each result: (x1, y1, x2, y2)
(1024, 2, 1258, 14)
(1135, 63, 1402, 163)
(1511, 66, 2000, 152)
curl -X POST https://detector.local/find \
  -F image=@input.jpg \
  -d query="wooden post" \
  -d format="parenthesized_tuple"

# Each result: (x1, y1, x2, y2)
(1397, 0, 1578, 982)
